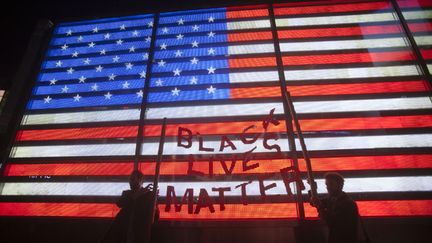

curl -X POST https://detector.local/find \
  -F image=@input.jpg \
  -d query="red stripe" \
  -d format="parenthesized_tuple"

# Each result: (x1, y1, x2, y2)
(274, 1, 390, 16)
(278, 25, 402, 39)
(298, 155, 432, 172)
(0, 202, 298, 219)
(230, 86, 281, 99)
(304, 200, 432, 218)
(16, 126, 138, 141)
(420, 49, 432, 60)
(144, 120, 286, 137)
(231, 80, 430, 99)
(1, 201, 431, 219)
(408, 22, 432, 33)
(398, 0, 432, 8)
(5, 154, 431, 177)
(228, 31, 273, 42)
(3, 162, 136, 176)
(229, 57, 277, 68)
(297, 115, 432, 131)
(226, 8, 269, 19)
(287, 81, 430, 96)
(282, 51, 415, 66)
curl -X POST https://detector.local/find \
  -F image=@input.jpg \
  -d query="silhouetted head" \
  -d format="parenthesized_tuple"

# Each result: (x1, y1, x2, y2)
(324, 172, 344, 197)
(129, 170, 144, 191)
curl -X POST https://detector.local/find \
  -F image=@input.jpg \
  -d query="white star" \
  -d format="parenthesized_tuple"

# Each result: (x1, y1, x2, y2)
(83, 58, 91, 65)
(139, 71, 146, 78)
(66, 30, 73, 36)
(95, 65, 103, 72)
(147, 21, 153, 28)
(61, 85, 69, 93)
(132, 30, 139, 36)
(191, 40, 199, 48)
(143, 53, 149, 60)
(104, 33, 111, 39)
(160, 43, 167, 50)
(61, 44, 68, 50)
(207, 85, 216, 94)
(112, 56, 120, 62)
(78, 76, 87, 83)
(100, 49, 106, 55)
(190, 57, 199, 64)
(136, 90, 143, 98)
(207, 31, 215, 38)
(104, 92, 113, 99)
(129, 46, 136, 52)
(55, 60, 63, 67)
(192, 25, 199, 31)
(171, 87, 180, 96)
(88, 42, 95, 48)
(67, 67, 75, 74)
(176, 34, 184, 40)
(158, 59, 166, 67)
(174, 50, 183, 57)
(116, 39, 123, 45)
(108, 73, 116, 80)
(92, 27, 99, 33)
(177, 18, 185, 25)
(77, 36, 83, 42)
(72, 51, 79, 57)
(44, 96, 52, 103)
(91, 83, 98, 91)
(207, 66, 216, 74)
(49, 78, 57, 85)
(162, 27, 169, 34)
(120, 24, 126, 30)
(155, 79, 163, 86)
(190, 76, 198, 84)
(73, 94, 81, 102)
(125, 63, 133, 70)
(145, 36, 152, 42)
(122, 81, 130, 89)
(208, 48, 216, 55)
(173, 68, 182, 76)
(208, 16, 215, 22)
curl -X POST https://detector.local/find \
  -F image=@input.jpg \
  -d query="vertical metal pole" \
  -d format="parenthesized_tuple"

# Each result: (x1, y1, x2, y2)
(134, 13, 160, 170)
(284, 92, 318, 198)
(390, 0, 432, 87)
(268, 4, 305, 220)
(151, 117, 166, 223)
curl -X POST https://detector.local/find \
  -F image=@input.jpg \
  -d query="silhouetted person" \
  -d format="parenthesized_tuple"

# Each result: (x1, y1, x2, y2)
(101, 170, 159, 243)
(310, 172, 360, 243)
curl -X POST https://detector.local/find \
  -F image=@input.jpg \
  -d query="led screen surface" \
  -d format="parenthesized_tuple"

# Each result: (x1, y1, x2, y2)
(0, 0, 431, 220)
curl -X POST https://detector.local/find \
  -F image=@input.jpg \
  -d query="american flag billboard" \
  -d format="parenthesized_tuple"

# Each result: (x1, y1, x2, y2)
(0, 0, 431, 220)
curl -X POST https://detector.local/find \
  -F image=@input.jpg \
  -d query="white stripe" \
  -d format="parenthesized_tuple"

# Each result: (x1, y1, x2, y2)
(140, 134, 432, 155)
(428, 64, 432, 73)
(146, 102, 284, 119)
(413, 36, 432, 46)
(229, 71, 279, 83)
(279, 38, 408, 52)
(403, 10, 432, 20)
(8, 133, 431, 159)
(227, 19, 271, 30)
(2, 176, 431, 196)
(294, 97, 432, 113)
(284, 65, 420, 80)
(21, 109, 141, 125)
(9, 143, 136, 158)
(228, 43, 274, 55)
(146, 97, 431, 119)
(276, 12, 396, 27)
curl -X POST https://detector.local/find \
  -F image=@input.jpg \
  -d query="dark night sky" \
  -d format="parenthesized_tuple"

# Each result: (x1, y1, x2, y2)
(0, 0, 284, 90)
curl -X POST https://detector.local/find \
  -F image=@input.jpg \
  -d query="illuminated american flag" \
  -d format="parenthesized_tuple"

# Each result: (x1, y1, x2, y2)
(0, 0, 431, 220)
